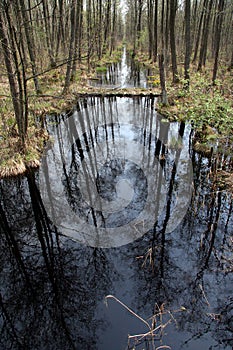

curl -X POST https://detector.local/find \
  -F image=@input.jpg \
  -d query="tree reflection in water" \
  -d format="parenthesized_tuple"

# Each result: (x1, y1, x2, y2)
(0, 174, 113, 350)
(0, 97, 232, 350)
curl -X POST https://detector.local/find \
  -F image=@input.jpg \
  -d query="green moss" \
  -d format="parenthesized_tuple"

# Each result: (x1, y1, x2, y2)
(96, 66, 108, 73)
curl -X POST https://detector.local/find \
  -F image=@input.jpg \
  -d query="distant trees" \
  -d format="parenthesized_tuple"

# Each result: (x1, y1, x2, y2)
(0, 0, 123, 143)
(197, 0, 214, 71)
(0, 0, 232, 139)
(212, 0, 226, 84)
(125, 0, 232, 85)
(63, 0, 78, 93)
(184, 0, 191, 87)
(169, 0, 179, 83)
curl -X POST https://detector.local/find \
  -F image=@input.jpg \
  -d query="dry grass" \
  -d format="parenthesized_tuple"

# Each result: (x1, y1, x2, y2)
(0, 62, 160, 179)
(0, 126, 48, 178)
(216, 170, 233, 192)
(1, 52, 232, 179)
(105, 294, 186, 350)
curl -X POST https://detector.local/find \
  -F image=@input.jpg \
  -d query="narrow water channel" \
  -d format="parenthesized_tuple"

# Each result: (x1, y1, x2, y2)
(39, 97, 192, 248)
(89, 46, 149, 88)
(0, 50, 232, 350)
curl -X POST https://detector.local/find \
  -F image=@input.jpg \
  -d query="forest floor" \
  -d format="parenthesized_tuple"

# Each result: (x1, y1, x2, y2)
(0, 61, 161, 178)
(0, 53, 233, 189)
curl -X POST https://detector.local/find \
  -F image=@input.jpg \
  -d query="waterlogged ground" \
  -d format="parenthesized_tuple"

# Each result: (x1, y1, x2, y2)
(89, 46, 151, 89)
(0, 52, 232, 350)
(0, 96, 232, 350)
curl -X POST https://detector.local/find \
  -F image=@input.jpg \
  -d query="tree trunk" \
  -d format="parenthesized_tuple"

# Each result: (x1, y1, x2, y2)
(87, 0, 92, 67)
(211, 0, 219, 58)
(63, 0, 77, 93)
(153, 0, 158, 62)
(104, 0, 111, 51)
(42, 0, 56, 67)
(137, 0, 143, 49)
(184, 0, 191, 89)
(193, 0, 207, 63)
(98, 0, 103, 59)
(110, 1, 117, 54)
(56, 0, 65, 57)
(18, 0, 40, 94)
(191, 0, 198, 52)
(161, 0, 165, 51)
(197, 0, 214, 71)
(165, 0, 170, 66)
(170, 0, 179, 83)
(212, 0, 225, 84)
(147, 0, 153, 59)
(159, 54, 168, 106)
(0, 10, 25, 143)
(71, 0, 83, 80)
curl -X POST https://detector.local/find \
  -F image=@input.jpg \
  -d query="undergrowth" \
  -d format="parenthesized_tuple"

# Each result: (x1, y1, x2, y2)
(157, 68, 233, 137)
(0, 47, 232, 178)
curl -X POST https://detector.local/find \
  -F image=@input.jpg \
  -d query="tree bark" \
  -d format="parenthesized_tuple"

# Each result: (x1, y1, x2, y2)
(42, 0, 56, 67)
(153, 0, 158, 62)
(147, 0, 153, 59)
(98, 0, 103, 59)
(137, 0, 143, 49)
(197, 0, 214, 71)
(71, 0, 83, 80)
(110, 1, 117, 54)
(18, 0, 40, 94)
(184, 0, 191, 89)
(0, 10, 25, 142)
(159, 54, 168, 105)
(104, 0, 111, 51)
(63, 0, 77, 93)
(212, 0, 225, 84)
(170, 0, 179, 83)
(193, 0, 207, 63)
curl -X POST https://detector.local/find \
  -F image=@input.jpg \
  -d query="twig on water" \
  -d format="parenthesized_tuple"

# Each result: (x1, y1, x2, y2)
(105, 295, 151, 329)
(105, 294, 187, 349)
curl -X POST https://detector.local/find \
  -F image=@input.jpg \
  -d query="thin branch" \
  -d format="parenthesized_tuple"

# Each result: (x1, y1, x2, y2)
(26, 55, 89, 82)
(105, 295, 151, 330)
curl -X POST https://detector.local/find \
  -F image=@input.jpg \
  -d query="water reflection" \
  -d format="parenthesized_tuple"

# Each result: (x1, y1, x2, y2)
(89, 47, 149, 88)
(0, 97, 232, 349)
(39, 97, 193, 248)
(0, 175, 113, 349)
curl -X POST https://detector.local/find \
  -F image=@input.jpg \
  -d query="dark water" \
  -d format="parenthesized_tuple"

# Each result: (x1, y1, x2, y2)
(0, 56, 233, 350)
(39, 97, 192, 248)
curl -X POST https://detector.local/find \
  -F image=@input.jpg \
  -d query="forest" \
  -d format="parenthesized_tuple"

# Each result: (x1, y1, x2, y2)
(0, 2, 233, 349)
(0, 0, 232, 177)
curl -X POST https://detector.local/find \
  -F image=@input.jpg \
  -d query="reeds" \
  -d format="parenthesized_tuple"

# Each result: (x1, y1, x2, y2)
(105, 294, 186, 350)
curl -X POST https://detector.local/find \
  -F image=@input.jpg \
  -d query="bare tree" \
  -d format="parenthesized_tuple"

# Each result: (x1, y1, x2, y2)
(147, 0, 153, 59)
(184, 0, 191, 88)
(212, 0, 225, 84)
(153, 0, 158, 62)
(18, 0, 40, 94)
(192, 0, 207, 63)
(170, 0, 179, 83)
(63, 0, 77, 93)
(197, 0, 214, 71)
(0, 4, 28, 144)
(71, 0, 84, 80)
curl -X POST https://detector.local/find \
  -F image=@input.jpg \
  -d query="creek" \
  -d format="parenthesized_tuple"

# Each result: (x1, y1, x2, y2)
(0, 49, 232, 350)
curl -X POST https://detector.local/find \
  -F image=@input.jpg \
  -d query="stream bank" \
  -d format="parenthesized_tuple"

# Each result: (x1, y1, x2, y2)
(0, 95, 232, 349)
